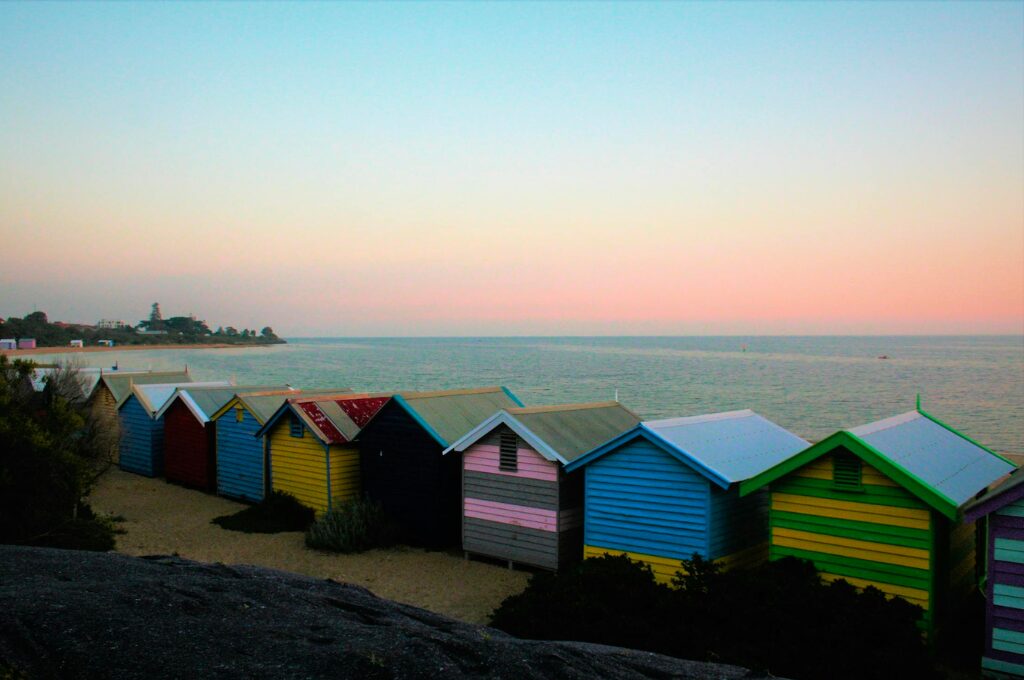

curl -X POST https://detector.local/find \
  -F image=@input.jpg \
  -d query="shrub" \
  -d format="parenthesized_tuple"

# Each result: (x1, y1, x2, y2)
(212, 491, 315, 533)
(305, 497, 397, 553)
(490, 553, 936, 680)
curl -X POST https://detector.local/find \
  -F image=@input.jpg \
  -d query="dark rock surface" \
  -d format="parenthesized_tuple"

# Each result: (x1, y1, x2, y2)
(0, 546, 767, 679)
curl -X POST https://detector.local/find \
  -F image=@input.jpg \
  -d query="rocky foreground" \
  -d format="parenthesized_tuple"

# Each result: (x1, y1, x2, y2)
(0, 546, 769, 679)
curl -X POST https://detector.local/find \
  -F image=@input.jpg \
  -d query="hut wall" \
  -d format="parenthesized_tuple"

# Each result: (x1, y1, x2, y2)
(709, 485, 769, 570)
(327, 444, 360, 507)
(215, 405, 266, 502)
(358, 400, 460, 548)
(163, 399, 215, 491)
(582, 437, 710, 583)
(768, 449, 934, 629)
(119, 397, 162, 477)
(267, 417, 330, 513)
(91, 383, 121, 463)
(983, 498, 1024, 676)
(461, 427, 568, 570)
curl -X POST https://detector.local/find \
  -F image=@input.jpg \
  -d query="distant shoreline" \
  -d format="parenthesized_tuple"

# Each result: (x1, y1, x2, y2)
(0, 343, 274, 358)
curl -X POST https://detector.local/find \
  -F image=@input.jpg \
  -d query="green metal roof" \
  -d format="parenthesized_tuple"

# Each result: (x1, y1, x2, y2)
(100, 370, 193, 406)
(215, 388, 350, 425)
(506, 402, 641, 463)
(397, 387, 523, 446)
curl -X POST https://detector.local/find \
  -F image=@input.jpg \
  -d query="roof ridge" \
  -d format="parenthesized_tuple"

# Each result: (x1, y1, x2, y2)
(400, 386, 503, 399)
(846, 410, 921, 437)
(236, 389, 298, 398)
(289, 391, 367, 404)
(647, 409, 756, 428)
(508, 401, 624, 415)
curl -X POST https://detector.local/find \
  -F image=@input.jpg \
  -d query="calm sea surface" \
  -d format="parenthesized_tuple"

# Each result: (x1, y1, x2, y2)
(34, 336, 1024, 455)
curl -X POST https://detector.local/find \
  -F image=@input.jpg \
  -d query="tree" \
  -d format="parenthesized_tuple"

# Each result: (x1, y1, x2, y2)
(261, 327, 276, 338)
(0, 357, 118, 551)
(150, 303, 162, 323)
(225, 327, 238, 337)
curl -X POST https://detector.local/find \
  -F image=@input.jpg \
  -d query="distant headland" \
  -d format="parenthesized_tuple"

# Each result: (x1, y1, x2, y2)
(0, 303, 285, 353)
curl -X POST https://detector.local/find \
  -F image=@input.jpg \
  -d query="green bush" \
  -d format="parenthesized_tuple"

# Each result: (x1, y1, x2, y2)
(212, 491, 315, 533)
(490, 553, 936, 680)
(305, 497, 397, 553)
(0, 357, 118, 551)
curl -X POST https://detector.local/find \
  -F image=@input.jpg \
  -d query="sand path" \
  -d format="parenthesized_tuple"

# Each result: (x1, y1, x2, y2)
(88, 468, 530, 625)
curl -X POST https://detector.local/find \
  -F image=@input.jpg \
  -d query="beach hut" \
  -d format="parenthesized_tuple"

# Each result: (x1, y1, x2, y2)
(69, 339, 84, 348)
(565, 409, 809, 581)
(444, 402, 640, 570)
(738, 405, 1015, 636)
(257, 392, 385, 514)
(0, 339, 16, 350)
(208, 389, 315, 502)
(17, 339, 36, 349)
(118, 381, 229, 477)
(90, 369, 192, 423)
(963, 472, 1024, 676)
(356, 387, 523, 548)
(155, 384, 287, 491)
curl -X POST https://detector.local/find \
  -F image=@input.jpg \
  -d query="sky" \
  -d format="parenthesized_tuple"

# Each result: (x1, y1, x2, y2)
(1, 2, 1021, 337)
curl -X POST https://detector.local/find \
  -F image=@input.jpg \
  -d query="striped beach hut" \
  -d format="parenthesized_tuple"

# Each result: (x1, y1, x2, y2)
(739, 406, 1015, 635)
(89, 369, 192, 425)
(963, 472, 1024, 676)
(257, 392, 385, 514)
(565, 409, 808, 581)
(117, 381, 228, 477)
(208, 389, 318, 502)
(155, 385, 288, 491)
(357, 387, 523, 548)
(444, 402, 640, 570)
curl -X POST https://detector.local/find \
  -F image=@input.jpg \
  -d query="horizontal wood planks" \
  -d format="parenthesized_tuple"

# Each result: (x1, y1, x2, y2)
(768, 450, 935, 628)
(216, 406, 265, 502)
(984, 498, 1024, 671)
(461, 427, 583, 571)
(327, 444, 360, 506)
(118, 397, 162, 477)
(268, 419, 330, 513)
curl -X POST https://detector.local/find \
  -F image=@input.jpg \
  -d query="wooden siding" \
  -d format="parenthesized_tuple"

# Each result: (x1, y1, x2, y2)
(461, 428, 582, 570)
(215, 406, 266, 502)
(709, 485, 768, 564)
(583, 438, 710, 562)
(118, 397, 162, 477)
(358, 400, 461, 548)
(327, 444, 360, 506)
(162, 399, 215, 491)
(984, 498, 1024, 672)
(768, 449, 935, 628)
(91, 384, 121, 464)
(583, 544, 686, 584)
(268, 419, 330, 513)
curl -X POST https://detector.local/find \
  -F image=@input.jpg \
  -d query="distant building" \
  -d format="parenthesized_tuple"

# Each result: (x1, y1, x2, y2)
(70, 339, 84, 348)
(17, 339, 36, 350)
(97, 339, 115, 347)
(0, 339, 16, 350)
(137, 330, 168, 336)
(97, 319, 130, 330)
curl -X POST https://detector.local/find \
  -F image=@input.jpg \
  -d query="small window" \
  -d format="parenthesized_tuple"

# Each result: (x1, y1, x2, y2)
(833, 453, 862, 490)
(235, 405, 244, 423)
(289, 415, 303, 438)
(499, 431, 518, 472)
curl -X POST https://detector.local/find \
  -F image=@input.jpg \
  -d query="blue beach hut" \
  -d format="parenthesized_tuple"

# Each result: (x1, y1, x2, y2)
(565, 409, 808, 581)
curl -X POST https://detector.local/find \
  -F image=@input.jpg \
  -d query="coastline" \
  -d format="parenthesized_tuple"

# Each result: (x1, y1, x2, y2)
(0, 343, 277, 358)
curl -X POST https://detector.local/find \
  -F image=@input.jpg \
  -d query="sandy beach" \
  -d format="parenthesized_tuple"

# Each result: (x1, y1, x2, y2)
(1, 343, 274, 358)
(87, 468, 530, 625)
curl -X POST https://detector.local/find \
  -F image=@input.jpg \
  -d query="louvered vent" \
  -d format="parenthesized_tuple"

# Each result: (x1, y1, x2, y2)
(289, 414, 303, 438)
(499, 431, 518, 472)
(833, 453, 862, 490)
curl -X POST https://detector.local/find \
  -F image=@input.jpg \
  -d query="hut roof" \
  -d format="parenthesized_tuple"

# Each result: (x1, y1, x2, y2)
(566, 409, 808, 488)
(210, 389, 348, 425)
(391, 387, 524, 447)
(154, 385, 291, 423)
(444, 402, 641, 465)
(98, 370, 193, 406)
(256, 391, 386, 445)
(739, 407, 1015, 520)
(963, 469, 1024, 522)
(126, 381, 230, 417)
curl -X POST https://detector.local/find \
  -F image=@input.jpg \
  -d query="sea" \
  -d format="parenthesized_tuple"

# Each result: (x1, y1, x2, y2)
(31, 335, 1024, 456)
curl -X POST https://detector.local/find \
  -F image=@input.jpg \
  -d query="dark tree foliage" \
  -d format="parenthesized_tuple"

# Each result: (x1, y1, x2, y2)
(0, 357, 119, 551)
(212, 491, 315, 534)
(490, 553, 937, 680)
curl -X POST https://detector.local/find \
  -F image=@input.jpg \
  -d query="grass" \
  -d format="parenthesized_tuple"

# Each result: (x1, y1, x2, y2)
(211, 491, 315, 534)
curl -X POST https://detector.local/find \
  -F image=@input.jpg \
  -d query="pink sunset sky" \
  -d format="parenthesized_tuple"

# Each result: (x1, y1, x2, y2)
(1, 3, 1022, 336)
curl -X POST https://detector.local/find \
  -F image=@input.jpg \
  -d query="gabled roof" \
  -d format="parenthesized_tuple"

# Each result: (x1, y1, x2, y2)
(565, 409, 809, 489)
(209, 388, 343, 425)
(443, 402, 640, 465)
(388, 387, 524, 447)
(963, 470, 1024, 522)
(154, 385, 290, 423)
(97, 370, 193, 406)
(124, 381, 231, 417)
(738, 408, 1015, 520)
(256, 391, 386, 445)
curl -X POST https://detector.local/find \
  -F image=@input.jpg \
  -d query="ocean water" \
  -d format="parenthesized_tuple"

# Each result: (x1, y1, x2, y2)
(33, 336, 1024, 455)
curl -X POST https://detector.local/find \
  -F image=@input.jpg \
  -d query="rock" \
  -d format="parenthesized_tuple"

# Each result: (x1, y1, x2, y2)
(0, 546, 768, 679)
